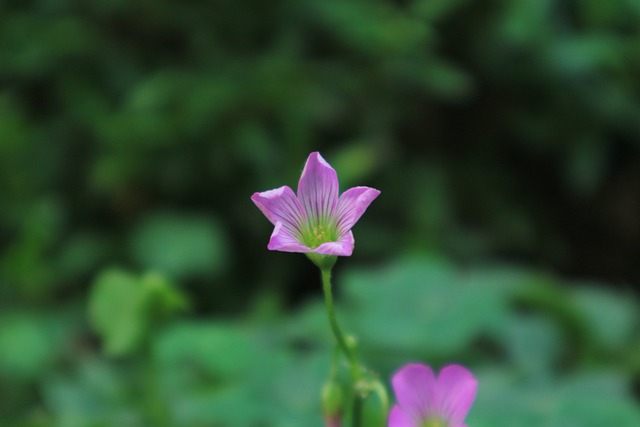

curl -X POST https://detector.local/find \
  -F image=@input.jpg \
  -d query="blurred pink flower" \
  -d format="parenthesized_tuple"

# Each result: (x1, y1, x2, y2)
(251, 152, 380, 256)
(388, 364, 477, 427)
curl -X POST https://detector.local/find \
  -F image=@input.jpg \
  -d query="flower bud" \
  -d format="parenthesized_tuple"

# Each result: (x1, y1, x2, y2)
(321, 380, 344, 419)
(345, 335, 358, 352)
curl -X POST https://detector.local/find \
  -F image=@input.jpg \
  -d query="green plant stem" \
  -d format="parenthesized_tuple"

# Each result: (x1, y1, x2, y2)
(321, 267, 364, 427)
(352, 395, 363, 427)
(142, 340, 168, 427)
(321, 268, 358, 374)
(372, 380, 389, 427)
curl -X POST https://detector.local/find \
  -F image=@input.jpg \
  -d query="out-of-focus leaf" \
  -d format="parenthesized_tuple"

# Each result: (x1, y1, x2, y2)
(331, 143, 381, 188)
(154, 321, 327, 427)
(43, 358, 141, 427)
(88, 269, 187, 356)
(1, 198, 64, 296)
(342, 257, 511, 358)
(412, 0, 472, 20)
(0, 313, 58, 380)
(55, 232, 110, 280)
(129, 212, 227, 281)
(311, 0, 432, 58)
(89, 269, 146, 356)
(154, 322, 257, 382)
(505, 314, 562, 377)
(411, 60, 473, 99)
(406, 164, 453, 249)
(565, 138, 609, 197)
(469, 369, 640, 427)
(571, 285, 638, 353)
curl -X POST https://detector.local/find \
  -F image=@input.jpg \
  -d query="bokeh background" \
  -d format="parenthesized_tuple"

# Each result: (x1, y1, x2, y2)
(1, 0, 640, 426)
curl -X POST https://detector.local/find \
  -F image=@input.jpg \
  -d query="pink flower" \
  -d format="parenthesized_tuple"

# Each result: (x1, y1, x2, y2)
(251, 152, 380, 256)
(388, 364, 477, 427)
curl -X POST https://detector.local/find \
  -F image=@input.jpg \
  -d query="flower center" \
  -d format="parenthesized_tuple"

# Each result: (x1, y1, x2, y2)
(421, 419, 448, 427)
(302, 223, 338, 248)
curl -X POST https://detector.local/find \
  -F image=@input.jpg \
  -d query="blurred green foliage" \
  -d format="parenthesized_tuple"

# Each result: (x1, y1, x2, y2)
(89, 269, 187, 356)
(6, 256, 639, 426)
(1, 0, 640, 425)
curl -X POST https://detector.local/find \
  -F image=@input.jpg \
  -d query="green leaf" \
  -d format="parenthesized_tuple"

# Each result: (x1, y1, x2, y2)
(342, 257, 511, 357)
(88, 269, 187, 356)
(571, 284, 638, 353)
(331, 143, 381, 188)
(0, 312, 59, 380)
(88, 269, 147, 356)
(43, 358, 140, 427)
(505, 314, 562, 377)
(129, 212, 227, 281)
(56, 232, 110, 280)
(154, 322, 257, 382)
(469, 369, 640, 427)
(153, 321, 327, 426)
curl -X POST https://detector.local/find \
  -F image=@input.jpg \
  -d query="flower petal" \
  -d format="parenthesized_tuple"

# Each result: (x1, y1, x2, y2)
(436, 365, 477, 426)
(313, 230, 354, 256)
(388, 405, 417, 427)
(297, 152, 339, 226)
(267, 222, 312, 253)
(336, 186, 380, 233)
(251, 186, 306, 236)
(392, 363, 438, 420)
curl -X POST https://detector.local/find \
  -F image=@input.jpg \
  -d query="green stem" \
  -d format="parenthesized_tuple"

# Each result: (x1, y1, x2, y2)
(321, 267, 364, 427)
(372, 380, 389, 427)
(142, 339, 168, 427)
(321, 268, 358, 373)
(352, 395, 363, 427)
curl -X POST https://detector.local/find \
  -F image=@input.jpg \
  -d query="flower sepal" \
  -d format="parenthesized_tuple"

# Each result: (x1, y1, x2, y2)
(306, 253, 337, 271)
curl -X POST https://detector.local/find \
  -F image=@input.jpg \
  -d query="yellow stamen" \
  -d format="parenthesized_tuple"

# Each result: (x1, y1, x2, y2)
(303, 223, 337, 248)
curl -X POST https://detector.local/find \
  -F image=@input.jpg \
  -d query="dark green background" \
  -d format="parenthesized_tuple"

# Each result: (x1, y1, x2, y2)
(1, 0, 639, 426)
